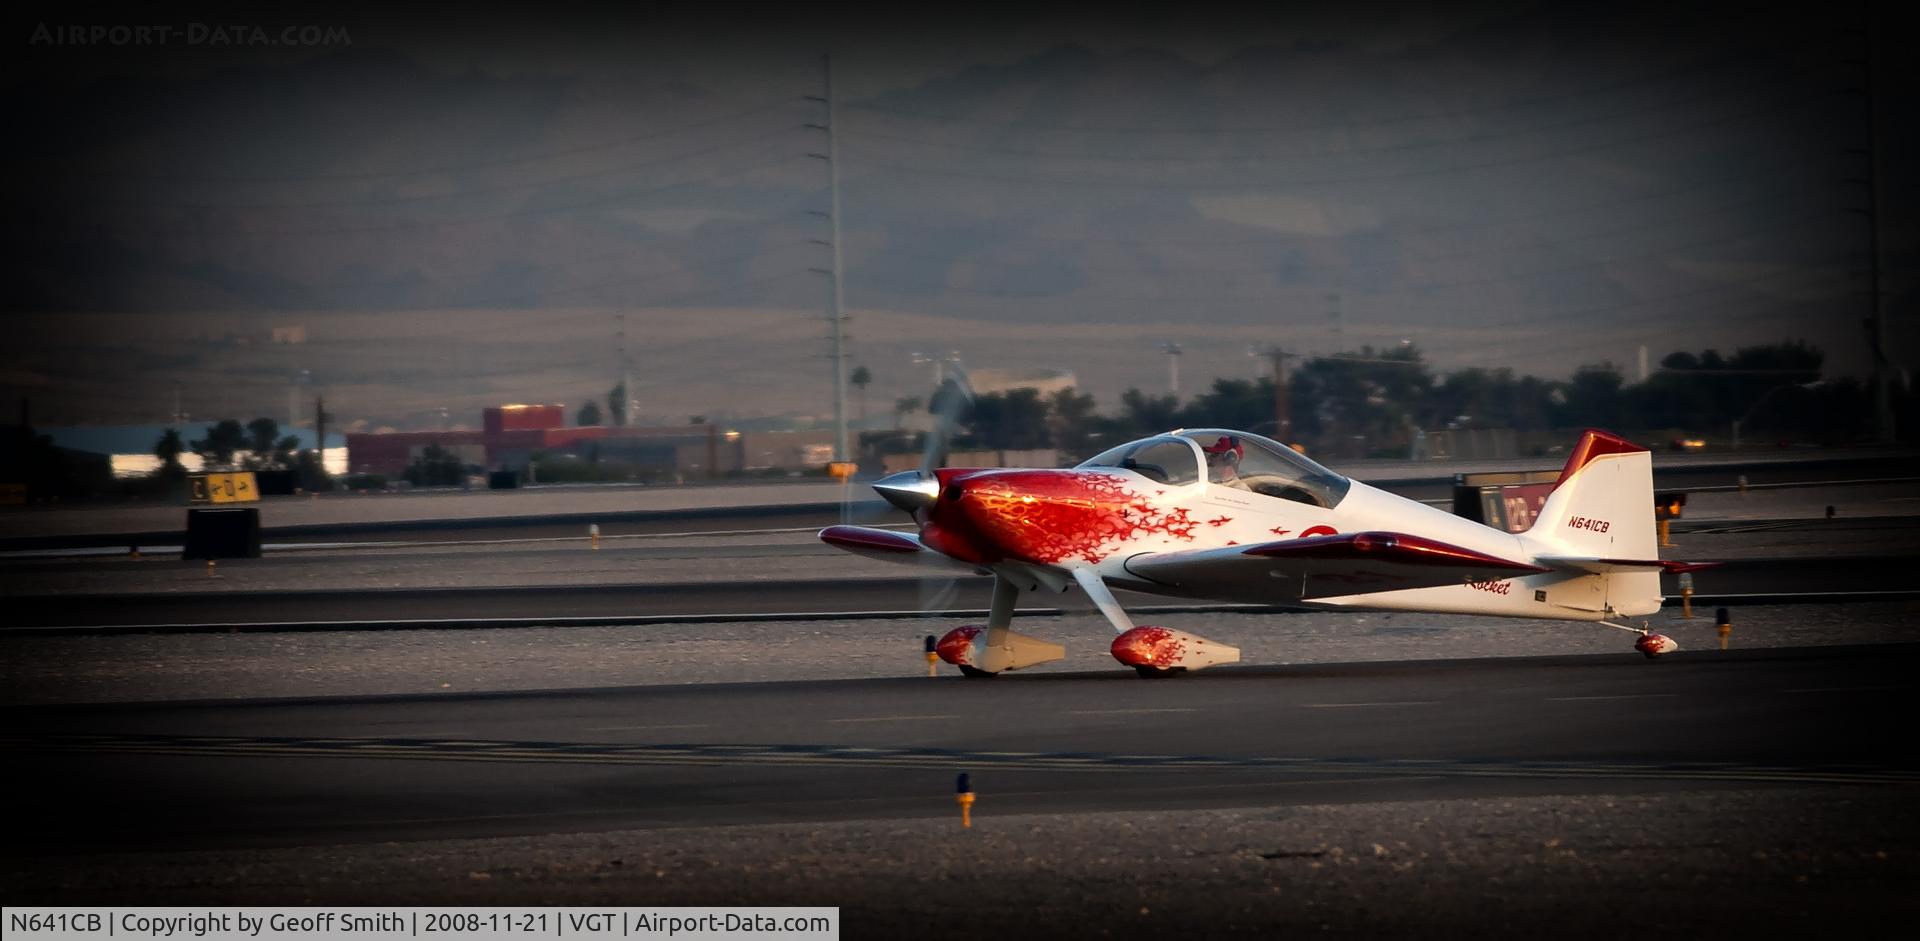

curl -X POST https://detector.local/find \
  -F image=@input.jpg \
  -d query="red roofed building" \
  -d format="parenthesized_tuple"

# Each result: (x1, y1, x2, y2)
(346, 404, 739, 478)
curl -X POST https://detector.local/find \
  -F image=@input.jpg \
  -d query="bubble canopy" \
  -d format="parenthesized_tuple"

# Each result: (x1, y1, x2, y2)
(1076, 428, 1351, 508)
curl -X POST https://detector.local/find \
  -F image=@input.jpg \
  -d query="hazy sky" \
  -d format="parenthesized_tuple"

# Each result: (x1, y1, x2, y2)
(4, 2, 1914, 426)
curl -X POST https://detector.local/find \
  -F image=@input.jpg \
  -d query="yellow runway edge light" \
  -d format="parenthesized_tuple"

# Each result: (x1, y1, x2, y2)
(956, 773, 974, 828)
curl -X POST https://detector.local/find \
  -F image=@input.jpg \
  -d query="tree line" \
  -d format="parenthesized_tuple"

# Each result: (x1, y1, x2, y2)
(872, 340, 1906, 462)
(150, 416, 331, 489)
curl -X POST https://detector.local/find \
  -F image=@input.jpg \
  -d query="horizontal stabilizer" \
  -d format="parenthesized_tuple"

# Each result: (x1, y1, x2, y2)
(1125, 531, 1546, 603)
(1537, 556, 1720, 575)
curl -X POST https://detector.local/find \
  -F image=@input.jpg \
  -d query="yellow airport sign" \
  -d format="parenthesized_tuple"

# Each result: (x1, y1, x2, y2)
(190, 472, 260, 504)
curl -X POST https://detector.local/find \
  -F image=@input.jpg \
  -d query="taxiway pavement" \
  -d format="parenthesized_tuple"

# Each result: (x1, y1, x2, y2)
(6, 644, 1913, 855)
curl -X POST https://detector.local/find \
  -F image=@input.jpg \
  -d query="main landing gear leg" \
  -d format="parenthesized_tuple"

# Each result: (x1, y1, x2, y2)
(936, 574, 1065, 677)
(1071, 568, 1240, 677)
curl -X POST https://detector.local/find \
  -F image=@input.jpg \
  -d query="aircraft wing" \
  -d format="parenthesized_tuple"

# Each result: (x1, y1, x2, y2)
(1122, 531, 1550, 602)
(819, 525, 990, 574)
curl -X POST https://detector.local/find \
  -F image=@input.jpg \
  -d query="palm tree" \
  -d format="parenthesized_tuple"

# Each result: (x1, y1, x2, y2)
(153, 428, 186, 479)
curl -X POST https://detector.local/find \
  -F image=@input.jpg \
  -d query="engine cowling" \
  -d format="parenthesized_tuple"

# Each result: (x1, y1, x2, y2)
(1110, 627, 1240, 673)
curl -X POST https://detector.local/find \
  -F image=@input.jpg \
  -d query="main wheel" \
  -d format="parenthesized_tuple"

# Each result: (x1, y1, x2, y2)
(958, 664, 998, 678)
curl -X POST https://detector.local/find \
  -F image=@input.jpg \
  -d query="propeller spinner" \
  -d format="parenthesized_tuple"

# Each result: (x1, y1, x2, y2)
(873, 470, 941, 513)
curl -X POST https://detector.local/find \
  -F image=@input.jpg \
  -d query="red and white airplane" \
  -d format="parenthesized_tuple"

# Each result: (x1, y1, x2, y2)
(821, 427, 1711, 677)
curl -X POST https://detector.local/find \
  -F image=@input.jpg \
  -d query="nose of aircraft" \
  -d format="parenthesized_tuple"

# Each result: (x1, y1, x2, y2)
(872, 470, 941, 513)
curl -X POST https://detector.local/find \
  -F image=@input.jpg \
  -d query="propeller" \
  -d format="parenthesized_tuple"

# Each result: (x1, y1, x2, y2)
(913, 367, 977, 617)
(873, 368, 975, 516)
(921, 370, 976, 475)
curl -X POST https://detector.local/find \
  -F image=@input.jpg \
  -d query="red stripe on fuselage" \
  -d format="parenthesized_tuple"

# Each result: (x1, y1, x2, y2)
(1243, 530, 1550, 573)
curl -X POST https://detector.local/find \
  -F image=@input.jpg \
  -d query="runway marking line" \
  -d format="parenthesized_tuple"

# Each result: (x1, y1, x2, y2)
(586, 724, 712, 732)
(6, 733, 1916, 787)
(1545, 694, 1681, 702)
(1066, 708, 1199, 715)
(1303, 701, 1439, 709)
(826, 715, 960, 724)
(1782, 686, 1909, 694)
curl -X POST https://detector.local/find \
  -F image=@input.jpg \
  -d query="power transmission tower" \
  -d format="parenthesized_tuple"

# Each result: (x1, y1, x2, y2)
(1844, 18, 1894, 442)
(806, 53, 851, 462)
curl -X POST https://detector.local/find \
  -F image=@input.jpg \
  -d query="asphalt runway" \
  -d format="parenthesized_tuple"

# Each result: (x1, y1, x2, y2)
(5, 643, 1913, 855)
(6, 553, 1913, 632)
(5, 451, 1913, 551)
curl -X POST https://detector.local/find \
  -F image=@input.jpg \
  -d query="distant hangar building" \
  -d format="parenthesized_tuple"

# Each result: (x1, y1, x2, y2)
(346, 404, 795, 479)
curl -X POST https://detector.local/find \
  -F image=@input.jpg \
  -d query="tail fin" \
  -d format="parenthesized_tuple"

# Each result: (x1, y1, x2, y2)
(1525, 429, 1661, 615)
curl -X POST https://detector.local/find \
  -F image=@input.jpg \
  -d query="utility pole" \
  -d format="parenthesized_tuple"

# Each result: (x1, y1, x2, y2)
(1250, 345, 1296, 443)
(1162, 342, 1183, 396)
(314, 394, 327, 482)
(1851, 17, 1894, 442)
(615, 312, 634, 427)
(806, 53, 851, 462)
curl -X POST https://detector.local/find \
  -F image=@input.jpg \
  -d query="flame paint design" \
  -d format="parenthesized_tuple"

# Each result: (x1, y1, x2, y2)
(1111, 627, 1184, 669)
(1206, 515, 1233, 527)
(958, 471, 1199, 564)
(936, 626, 983, 666)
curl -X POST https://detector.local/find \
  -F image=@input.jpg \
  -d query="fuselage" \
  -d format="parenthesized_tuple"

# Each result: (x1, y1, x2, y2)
(925, 468, 1632, 620)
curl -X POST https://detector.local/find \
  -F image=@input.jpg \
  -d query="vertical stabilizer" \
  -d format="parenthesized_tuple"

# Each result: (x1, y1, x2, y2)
(1525, 430, 1661, 614)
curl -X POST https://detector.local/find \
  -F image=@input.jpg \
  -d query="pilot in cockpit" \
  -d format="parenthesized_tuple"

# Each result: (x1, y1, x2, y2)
(1203, 435, 1251, 490)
